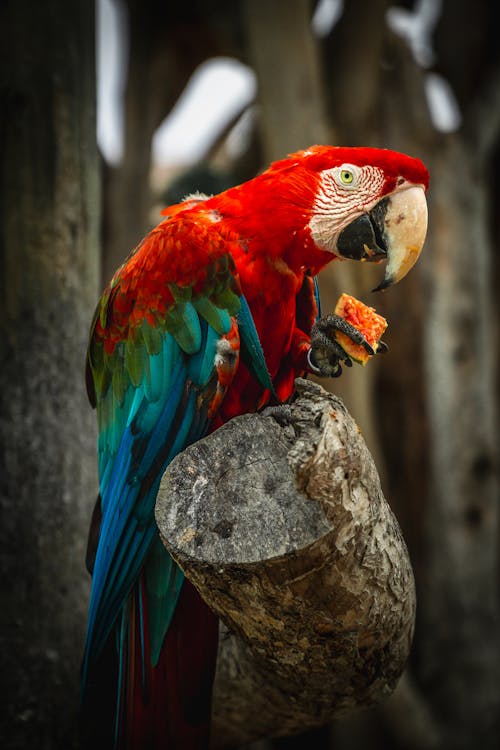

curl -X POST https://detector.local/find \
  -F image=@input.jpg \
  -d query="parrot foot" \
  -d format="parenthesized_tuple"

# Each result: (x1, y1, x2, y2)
(262, 403, 293, 427)
(308, 314, 379, 378)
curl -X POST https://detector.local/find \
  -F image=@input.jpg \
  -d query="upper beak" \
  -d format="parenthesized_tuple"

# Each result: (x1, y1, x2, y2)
(336, 186, 428, 291)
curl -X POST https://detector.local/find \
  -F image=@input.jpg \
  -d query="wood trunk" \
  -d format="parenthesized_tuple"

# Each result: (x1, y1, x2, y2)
(156, 380, 416, 748)
(0, 2, 100, 747)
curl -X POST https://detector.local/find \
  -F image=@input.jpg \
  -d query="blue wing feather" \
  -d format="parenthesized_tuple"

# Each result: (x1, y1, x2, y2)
(82, 296, 246, 698)
(313, 275, 322, 320)
(83, 286, 273, 750)
(83, 358, 188, 675)
(237, 295, 276, 397)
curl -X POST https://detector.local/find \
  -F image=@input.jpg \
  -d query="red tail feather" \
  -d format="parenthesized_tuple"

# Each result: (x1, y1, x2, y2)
(124, 580, 219, 749)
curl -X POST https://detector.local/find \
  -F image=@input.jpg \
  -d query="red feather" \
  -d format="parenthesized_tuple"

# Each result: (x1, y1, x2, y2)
(119, 580, 218, 750)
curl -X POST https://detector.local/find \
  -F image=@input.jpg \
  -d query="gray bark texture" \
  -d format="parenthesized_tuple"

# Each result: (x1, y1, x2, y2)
(419, 136, 500, 749)
(0, 2, 99, 748)
(156, 379, 416, 748)
(241, 0, 329, 161)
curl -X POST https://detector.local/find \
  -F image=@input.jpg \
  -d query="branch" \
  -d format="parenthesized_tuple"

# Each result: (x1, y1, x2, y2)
(155, 379, 416, 748)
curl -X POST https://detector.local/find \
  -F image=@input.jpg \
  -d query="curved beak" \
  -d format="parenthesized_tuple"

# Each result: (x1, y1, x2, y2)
(336, 186, 428, 291)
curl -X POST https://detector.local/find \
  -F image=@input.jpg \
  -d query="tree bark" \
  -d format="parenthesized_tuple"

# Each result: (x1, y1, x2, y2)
(323, 0, 390, 144)
(416, 5, 500, 747)
(156, 380, 416, 748)
(418, 136, 500, 750)
(0, 2, 100, 747)
(241, 0, 329, 162)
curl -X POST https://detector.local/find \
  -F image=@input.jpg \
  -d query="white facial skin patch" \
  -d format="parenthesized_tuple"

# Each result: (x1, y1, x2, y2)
(308, 165, 385, 253)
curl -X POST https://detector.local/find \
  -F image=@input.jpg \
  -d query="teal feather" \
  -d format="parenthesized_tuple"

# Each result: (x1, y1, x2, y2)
(188, 320, 219, 386)
(237, 295, 276, 397)
(193, 296, 232, 335)
(160, 333, 176, 394)
(99, 453, 114, 498)
(125, 337, 145, 387)
(169, 301, 202, 354)
(83, 275, 244, 737)
(115, 603, 129, 746)
(84, 302, 234, 681)
(313, 275, 322, 319)
(141, 321, 163, 356)
(144, 354, 162, 403)
(126, 386, 144, 430)
(144, 537, 184, 666)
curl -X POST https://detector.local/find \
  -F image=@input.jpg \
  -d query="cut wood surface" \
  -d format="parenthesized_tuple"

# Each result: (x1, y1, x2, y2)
(156, 379, 415, 748)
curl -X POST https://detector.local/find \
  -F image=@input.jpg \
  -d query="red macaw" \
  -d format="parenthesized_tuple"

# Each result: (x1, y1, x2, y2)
(82, 145, 429, 748)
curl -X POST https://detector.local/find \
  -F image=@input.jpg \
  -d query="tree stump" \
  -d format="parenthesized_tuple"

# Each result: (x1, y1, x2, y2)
(155, 379, 415, 748)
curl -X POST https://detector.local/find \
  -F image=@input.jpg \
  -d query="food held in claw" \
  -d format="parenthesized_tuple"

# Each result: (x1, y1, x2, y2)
(334, 293, 388, 365)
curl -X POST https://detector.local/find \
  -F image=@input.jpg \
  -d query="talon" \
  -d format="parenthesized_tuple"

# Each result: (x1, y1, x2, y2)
(263, 403, 293, 427)
(332, 362, 343, 377)
(363, 341, 375, 356)
(377, 340, 389, 354)
(307, 347, 322, 375)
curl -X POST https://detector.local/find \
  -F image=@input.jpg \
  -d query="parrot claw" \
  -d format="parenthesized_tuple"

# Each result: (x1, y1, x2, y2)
(262, 403, 293, 427)
(377, 340, 389, 354)
(308, 314, 376, 378)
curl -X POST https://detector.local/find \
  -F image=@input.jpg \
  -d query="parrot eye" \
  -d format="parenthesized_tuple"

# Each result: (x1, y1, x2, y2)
(334, 164, 359, 188)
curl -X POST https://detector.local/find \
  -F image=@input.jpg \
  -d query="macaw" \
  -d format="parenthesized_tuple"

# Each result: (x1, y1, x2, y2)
(82, 145, 429, 748)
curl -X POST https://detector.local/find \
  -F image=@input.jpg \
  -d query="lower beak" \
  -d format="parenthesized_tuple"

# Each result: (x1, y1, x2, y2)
(336, 186, 428, 291)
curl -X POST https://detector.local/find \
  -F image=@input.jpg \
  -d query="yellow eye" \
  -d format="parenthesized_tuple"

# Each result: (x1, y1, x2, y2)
(340, 169, 354, 184)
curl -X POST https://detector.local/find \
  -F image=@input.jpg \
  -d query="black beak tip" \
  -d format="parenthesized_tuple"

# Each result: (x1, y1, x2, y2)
(371, 275, 394, 293)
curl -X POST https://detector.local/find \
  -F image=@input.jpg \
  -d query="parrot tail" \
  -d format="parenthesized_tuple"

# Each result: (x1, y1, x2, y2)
(118, 577, 219, 749)
(82, 577, 219, 749)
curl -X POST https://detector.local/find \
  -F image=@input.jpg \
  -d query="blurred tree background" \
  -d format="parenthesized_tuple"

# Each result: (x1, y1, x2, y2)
(1, 0, 499, 748)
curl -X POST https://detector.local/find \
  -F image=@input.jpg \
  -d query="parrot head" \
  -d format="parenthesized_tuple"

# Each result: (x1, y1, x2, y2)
(268, 145, 429, 290)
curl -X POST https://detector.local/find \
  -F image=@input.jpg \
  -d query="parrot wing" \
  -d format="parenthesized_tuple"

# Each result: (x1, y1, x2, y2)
(82, 210, 273, 690)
